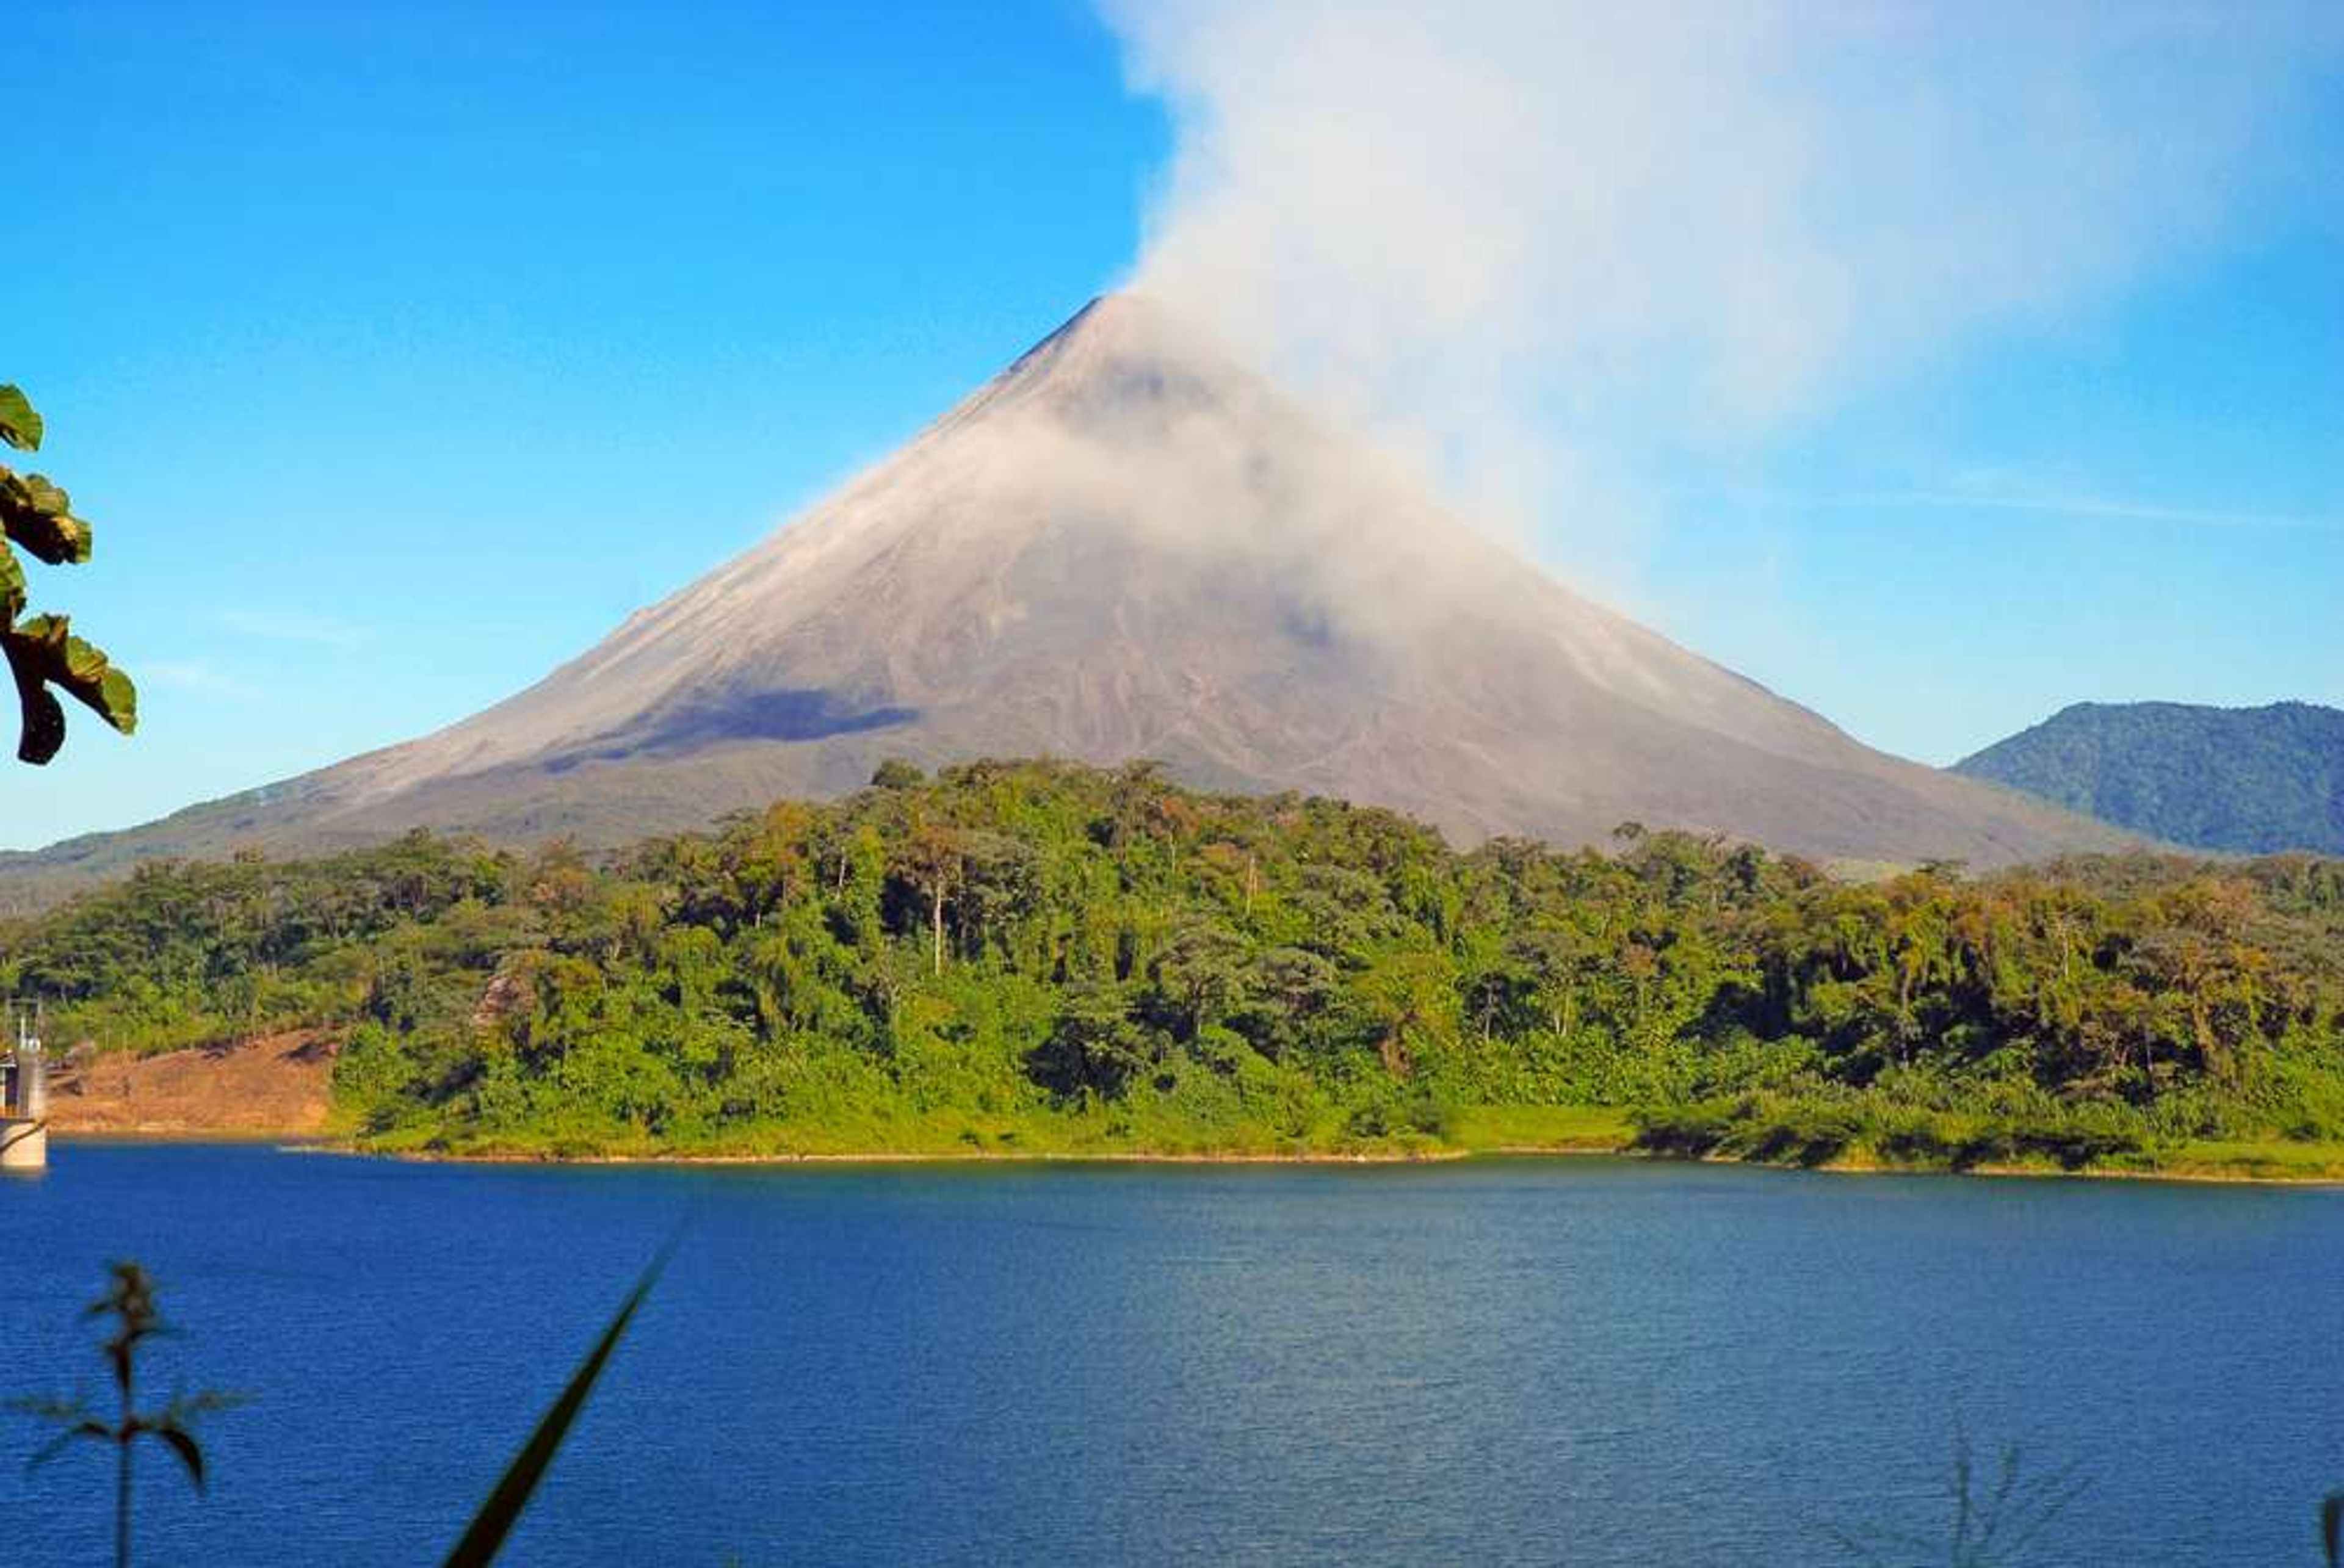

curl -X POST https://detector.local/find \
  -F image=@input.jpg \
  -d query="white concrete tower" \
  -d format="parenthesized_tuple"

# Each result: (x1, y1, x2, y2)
(1, 1002, 48, 1172)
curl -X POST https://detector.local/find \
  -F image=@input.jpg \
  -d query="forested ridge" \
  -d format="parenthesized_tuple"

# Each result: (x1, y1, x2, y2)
(6, 759, 2343, 1172)
(1955, 699, 2344, 856)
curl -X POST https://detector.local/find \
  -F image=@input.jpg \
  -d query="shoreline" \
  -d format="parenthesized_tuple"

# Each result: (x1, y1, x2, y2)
(56, 1129, 2344, 1187)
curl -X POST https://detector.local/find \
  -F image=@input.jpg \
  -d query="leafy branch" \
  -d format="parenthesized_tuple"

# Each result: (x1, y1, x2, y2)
(0, 382, 137, 763)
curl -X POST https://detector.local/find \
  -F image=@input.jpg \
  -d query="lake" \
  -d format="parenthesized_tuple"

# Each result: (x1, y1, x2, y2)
(2, 1144, 2340, 1566)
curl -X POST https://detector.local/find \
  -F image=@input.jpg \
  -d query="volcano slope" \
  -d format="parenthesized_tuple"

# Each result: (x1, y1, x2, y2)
(2, 294, 2124, 892)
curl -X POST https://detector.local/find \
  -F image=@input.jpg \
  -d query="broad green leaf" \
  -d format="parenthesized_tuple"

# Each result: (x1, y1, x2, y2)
(0, 540, 23, 621)
(440, 1238, 677, 1568)
(96, 666, 137, 732)
(64, 634, 106, 683)
(0, 385, 39, 452)
(1, 618, 135, 751)
(13, 612, 65, 647)
(51, 513, 91, 564)
(0, 475, 92, 565)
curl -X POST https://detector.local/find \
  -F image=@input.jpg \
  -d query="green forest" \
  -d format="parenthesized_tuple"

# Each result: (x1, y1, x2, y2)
(1955, 698, 2344, 856)
(7, 759, 2344, 1175)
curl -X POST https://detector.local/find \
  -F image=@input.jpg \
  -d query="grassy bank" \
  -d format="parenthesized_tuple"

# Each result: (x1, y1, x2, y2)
(1629, 1094, 2344, 1182)
(337, 1102, 2344, 1183)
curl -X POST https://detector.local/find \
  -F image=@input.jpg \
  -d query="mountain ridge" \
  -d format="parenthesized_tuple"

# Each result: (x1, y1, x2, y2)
(1954, 699, 2344, 855)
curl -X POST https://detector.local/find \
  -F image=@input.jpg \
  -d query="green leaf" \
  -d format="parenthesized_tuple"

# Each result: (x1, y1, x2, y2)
(440, 1238, 678, 1568)
(2, 618, 136, 755)
(96, 666, 138, 733)
(0, 473, 92, 565)
(63, 634, 107, 684)
(0, 540, 23, 623)
(0, 386, 40, 452)
(19, 474, 68, 515)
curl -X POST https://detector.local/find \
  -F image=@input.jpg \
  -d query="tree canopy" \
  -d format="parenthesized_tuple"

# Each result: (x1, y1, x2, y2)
(1956, 699, 2344, 856)
(4, 760, 2339, 1168)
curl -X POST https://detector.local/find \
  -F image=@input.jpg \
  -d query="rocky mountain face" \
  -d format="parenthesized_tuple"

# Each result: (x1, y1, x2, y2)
(1955, 699, 2344, 855)
(4, 294, 2125, 891)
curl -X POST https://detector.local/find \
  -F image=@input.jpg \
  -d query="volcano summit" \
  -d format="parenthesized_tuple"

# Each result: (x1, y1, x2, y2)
(9, 295, 2121, 884)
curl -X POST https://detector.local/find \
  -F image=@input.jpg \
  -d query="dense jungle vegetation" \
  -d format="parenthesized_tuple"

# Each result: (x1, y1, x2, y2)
(5, 759, 2343, 1173)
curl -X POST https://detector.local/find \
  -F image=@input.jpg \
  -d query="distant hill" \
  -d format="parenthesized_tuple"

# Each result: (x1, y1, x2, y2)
(1953, 701, 2344, 855)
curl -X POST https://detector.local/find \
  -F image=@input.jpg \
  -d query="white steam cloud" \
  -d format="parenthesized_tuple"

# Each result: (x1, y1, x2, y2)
(1100, 1, 2336, 571)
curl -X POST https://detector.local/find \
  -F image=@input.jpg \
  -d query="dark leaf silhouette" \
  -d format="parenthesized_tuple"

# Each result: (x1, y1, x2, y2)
(441, 1237, 676, 1568)
(152, 1422, 206, 1491)
(14, 1262, 239, 1568)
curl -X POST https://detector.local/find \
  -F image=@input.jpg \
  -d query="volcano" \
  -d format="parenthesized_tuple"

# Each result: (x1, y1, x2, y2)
(7, 294, 2124, 886)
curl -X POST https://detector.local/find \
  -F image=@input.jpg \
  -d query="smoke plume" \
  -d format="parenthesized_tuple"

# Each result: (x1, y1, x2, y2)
(1100, 1, 2335, 573)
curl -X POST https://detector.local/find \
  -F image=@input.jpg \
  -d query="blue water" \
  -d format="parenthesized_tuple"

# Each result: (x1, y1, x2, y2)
(2, 1145, 2340, 1566)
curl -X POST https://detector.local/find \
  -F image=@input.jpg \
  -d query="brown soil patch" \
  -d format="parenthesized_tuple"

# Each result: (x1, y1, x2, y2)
(48, 1030, 339, 1137)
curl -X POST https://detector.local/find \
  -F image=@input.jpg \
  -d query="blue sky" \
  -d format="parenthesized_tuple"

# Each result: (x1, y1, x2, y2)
(4, 1, 2339, 848)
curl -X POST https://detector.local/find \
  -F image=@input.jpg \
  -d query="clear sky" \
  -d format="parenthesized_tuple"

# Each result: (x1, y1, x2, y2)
(5, 1, 2339, 849)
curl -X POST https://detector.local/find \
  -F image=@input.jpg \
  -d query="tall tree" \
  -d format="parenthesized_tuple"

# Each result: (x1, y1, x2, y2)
(895, 817, 966, 978)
